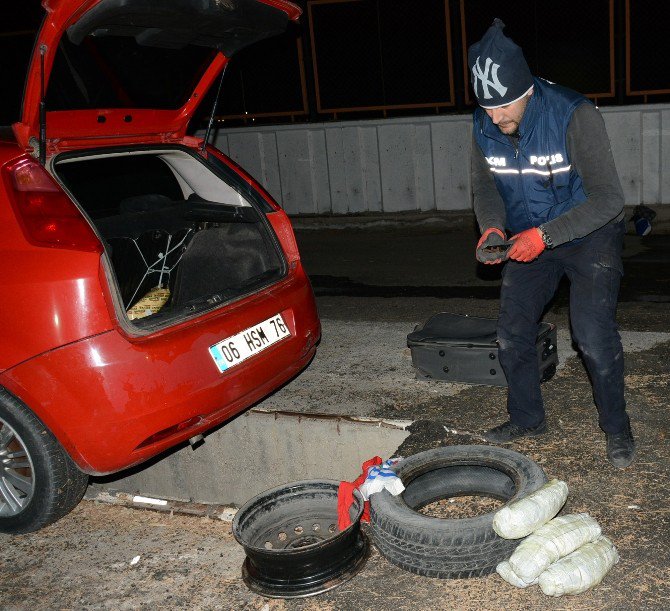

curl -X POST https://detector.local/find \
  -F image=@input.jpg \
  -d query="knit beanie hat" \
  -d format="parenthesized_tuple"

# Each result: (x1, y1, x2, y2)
(467, 19, 533, 108)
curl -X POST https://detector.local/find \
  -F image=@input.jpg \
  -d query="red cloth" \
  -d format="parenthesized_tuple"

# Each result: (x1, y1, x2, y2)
(337, 456, 383, 530)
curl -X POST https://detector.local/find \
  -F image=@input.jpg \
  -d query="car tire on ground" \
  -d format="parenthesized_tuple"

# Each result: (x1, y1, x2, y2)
(369, 445, 547, 578)
(0, 388, 89, 534)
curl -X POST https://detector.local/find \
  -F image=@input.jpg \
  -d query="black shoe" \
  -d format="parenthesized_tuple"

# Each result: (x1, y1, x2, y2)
(606, 424, 635, 468)
(483, 419, 547, 444)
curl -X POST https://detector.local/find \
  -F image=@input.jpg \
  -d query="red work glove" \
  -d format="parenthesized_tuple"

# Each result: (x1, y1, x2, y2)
(476, 227, 508, 264)
(508, 228, 545, 262)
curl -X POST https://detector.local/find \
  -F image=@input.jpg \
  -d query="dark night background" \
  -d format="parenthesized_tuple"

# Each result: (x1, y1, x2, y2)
(2, 0, 669, 129)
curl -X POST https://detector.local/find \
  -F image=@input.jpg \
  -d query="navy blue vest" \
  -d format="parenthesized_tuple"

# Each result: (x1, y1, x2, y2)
(473, 77, 589, 234)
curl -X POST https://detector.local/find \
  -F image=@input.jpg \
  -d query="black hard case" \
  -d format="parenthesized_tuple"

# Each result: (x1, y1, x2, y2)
(407, 313, 558, 387)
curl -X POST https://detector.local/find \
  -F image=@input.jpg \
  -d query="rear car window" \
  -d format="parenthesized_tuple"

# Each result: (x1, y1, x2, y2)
(46, 35, 217, 111)
(56, 155, 184, 218)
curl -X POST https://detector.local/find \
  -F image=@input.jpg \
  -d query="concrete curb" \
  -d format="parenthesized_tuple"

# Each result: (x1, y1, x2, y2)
(289, 206, 670, 233)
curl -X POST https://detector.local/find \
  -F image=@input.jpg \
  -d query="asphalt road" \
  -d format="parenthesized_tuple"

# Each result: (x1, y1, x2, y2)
(294, 220, 670, 304)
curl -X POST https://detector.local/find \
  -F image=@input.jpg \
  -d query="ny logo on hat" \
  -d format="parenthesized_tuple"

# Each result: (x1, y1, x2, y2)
(472, 56, 507, 100)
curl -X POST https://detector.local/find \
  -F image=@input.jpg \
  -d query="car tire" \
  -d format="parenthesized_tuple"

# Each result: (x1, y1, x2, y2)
(0, 388, 89, 534)
(369, 445, 547, 578)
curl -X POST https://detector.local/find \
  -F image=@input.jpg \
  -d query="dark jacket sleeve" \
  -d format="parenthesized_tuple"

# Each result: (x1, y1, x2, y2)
(470, 133, 507, 235)
(540, 102, 625, 246)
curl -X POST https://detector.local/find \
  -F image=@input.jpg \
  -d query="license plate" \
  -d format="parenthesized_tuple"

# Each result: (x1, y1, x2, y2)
(208, 313, 291, 373)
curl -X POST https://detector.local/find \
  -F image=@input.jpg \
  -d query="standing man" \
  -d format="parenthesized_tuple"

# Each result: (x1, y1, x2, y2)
(468, 19, 634, 467)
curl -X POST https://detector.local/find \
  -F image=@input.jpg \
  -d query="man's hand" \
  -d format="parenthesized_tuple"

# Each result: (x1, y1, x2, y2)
(508, 227, 545, 262)
(476, 227, 508, 264)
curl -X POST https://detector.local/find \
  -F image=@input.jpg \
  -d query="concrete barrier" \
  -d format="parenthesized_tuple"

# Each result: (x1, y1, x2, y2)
(205, 103, 670, 216)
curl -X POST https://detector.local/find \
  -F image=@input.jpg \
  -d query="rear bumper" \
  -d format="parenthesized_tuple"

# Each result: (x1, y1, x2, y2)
(0, 267, 320, 474)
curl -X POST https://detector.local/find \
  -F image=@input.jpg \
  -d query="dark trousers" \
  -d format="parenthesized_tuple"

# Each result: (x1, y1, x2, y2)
(497, 220, 628, 434)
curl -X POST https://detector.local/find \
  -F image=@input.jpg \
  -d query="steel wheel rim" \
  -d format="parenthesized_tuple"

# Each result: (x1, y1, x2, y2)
(233, 480, 369, 598)
(0, 417, 35, 517)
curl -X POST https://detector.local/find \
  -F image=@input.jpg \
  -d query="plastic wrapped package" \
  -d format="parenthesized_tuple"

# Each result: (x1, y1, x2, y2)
(509, 513, 602, 583)
(496, 560, 538, 588)
(538, 536, 619, 597)
(493, 479, 568, 539)
(127, 286, 170, 320)
(358, 458, 405, 501)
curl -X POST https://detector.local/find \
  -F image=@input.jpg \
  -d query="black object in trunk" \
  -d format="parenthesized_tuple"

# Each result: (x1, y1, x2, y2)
(171, 223, 282, 307)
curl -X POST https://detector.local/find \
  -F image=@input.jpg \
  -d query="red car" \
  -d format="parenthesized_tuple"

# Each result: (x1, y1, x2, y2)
(0, 0, 319, 534)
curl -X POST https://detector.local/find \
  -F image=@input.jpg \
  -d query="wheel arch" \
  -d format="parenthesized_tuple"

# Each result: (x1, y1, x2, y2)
(0, 384, 90, 534)
(0, 381, 93, 474)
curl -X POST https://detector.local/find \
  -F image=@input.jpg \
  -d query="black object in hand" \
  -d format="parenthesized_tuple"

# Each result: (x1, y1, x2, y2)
(483, 242, 512, 254)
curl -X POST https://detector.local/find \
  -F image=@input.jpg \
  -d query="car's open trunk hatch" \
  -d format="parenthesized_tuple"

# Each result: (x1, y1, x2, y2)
(53, 147, 285, 328)
(16, 0, 301, 150)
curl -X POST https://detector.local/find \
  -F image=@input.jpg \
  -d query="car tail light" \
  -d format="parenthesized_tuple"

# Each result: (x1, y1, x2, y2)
(3, 157, 103, 253)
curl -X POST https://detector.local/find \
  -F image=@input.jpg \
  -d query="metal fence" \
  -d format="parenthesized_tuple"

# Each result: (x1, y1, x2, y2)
(215, 0, 670, 125)
(2, 1, 669, 127)
(308, 0, 455, 114)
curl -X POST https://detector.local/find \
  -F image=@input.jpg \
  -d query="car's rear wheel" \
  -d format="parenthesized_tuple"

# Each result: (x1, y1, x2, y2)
(0, 389, 88, 534)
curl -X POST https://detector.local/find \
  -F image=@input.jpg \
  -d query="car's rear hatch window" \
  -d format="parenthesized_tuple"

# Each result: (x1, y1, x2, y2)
(16, 0, 300, 149)
(46, 35, 217, 111)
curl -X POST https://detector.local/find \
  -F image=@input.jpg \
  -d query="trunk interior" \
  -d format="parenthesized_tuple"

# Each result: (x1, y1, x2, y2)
(53, 147, 285, 328)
